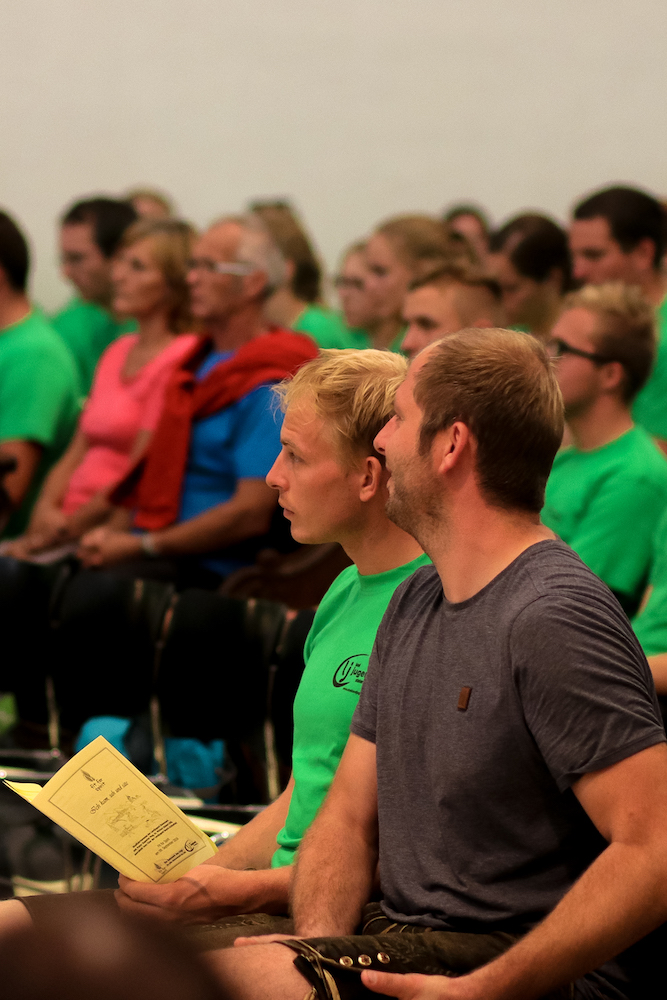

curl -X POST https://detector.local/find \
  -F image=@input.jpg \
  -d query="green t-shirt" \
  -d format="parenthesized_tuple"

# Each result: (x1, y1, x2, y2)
(632, 508, 667, 655)
(293, 308, 405, 353)
(632, 296, 667, 440)
(0, 310, 81, 537)
(51, 297, 135, 396)
(542, 426, 667, 611)
(292, 306, 350, 349)
(271, 553, 430, 868)
(337, 326, 406, 353)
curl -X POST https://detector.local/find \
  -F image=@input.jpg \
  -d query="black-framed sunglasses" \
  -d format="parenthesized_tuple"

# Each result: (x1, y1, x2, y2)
(547, 338, 611, 365)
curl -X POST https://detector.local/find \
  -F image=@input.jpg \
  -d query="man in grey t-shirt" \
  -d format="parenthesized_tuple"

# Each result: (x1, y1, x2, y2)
(209, 329, 667, 1000)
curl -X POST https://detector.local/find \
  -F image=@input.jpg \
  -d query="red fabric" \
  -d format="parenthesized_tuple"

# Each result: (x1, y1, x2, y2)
(112, 327, 318, 530)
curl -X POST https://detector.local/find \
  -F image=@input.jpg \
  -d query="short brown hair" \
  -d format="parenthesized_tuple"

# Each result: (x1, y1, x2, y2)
(375, 215, 466, 279)
(410, 261, 501, 301)
(414, 328, 564, 513)
(562, 283, 656, 402)
(275, 349, 408, 466)
(119, 218, 195, 332)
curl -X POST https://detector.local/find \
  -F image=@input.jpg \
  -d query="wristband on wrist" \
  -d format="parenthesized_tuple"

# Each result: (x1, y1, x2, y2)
(140, 532, 160, 557)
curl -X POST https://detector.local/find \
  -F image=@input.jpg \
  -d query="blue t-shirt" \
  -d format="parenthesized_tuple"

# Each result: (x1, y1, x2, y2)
(177, 350, 283, 576)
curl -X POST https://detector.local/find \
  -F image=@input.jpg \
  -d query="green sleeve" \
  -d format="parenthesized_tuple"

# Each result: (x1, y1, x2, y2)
(632, 510, 667, 654)
(563, 475, 667, 603)
(0, 342, 78, 446)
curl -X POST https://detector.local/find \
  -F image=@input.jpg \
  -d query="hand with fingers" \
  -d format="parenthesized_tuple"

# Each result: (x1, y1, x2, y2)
(116, 865, 260, 924)
(78, 527, 141, 567)
(362, 970, 474, 999)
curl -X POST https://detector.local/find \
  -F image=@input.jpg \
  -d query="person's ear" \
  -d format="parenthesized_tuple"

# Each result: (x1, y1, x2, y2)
(631, 237, 657, 274)
(433, 421, 470, 476)
(243, 268, 270, 301)
(359, 455, 384, 502)
(600, 360, 626, 396)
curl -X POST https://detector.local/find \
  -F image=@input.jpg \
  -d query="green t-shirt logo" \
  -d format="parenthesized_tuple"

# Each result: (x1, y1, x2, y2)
(333, 654, 369, 695)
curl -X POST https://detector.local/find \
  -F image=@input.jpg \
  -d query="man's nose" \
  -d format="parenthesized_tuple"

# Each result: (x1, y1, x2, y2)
(266, 455, 284, 490)
(374, 418, 393, 455)
(572, 259, 589, 282)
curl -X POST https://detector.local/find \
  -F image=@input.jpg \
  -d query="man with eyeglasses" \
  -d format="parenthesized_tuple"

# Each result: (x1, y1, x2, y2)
(541, 283, 667, 615)
(77, 216, 317, 587)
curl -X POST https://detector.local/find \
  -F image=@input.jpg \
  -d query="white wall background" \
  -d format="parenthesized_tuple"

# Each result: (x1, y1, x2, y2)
(2, 0, 667, 311)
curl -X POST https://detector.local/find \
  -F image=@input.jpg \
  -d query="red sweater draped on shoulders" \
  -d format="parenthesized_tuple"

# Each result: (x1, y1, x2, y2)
(112, 327, 318, 530)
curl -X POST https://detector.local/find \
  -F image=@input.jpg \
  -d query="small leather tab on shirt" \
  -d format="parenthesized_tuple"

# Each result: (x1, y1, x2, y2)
(457, 686, 472, 711)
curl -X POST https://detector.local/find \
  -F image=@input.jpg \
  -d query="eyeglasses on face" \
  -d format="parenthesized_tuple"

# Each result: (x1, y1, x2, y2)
(334, 276, 365, 291)
(187, 259, 256, 276)
(547, 338, 611, 365)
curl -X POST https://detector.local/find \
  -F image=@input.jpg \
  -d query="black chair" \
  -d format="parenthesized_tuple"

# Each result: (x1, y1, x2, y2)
(269, 608, 314, 787)
(0, 555, 76, 764)
(155, 590, 288, 803)
(49, 570, 174, 736)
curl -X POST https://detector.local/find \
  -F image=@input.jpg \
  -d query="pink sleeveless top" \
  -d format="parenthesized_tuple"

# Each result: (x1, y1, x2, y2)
(62, 333, 198, 513)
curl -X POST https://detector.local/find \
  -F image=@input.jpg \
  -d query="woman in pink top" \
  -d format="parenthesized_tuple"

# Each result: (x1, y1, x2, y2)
(8, 219, 198, 557)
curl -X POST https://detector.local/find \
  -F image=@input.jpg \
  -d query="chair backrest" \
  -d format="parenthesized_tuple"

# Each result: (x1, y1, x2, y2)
(0, 556, 73, 729)
(49, 571, 174, 733)
(221, 542, 352, 609)
(155, 590, 287, 744)
(270, 608, 315, 775)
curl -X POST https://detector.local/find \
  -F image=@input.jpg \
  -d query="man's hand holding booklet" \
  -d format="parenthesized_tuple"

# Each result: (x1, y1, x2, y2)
(4, 736, 217, 883)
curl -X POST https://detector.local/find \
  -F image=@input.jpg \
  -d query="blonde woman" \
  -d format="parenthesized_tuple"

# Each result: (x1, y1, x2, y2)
(7, 219, 198, 557)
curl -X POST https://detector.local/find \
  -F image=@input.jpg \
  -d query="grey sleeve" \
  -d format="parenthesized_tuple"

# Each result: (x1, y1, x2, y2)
(511, 593, 666, 791)
(350, 638, 381, 745)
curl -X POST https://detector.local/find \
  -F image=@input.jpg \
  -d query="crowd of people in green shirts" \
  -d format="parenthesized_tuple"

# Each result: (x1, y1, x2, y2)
(2, 182, 667, 724)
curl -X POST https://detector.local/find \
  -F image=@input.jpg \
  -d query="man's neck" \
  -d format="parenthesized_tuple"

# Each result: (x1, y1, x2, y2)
(341, 511, 424, 577)
(0, 291, 31, 331)
(262, 287, 306, 329)
(369, 317, 404, 350)
(423, 492, 553, 604)
(566, 396, 634, 451)
(206, 302, 269, 352)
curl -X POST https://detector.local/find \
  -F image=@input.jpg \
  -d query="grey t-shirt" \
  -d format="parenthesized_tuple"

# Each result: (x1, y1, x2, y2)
(351, 539, 664, 934)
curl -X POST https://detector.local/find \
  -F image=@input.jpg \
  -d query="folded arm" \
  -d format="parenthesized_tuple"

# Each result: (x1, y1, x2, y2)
(0, 439, 43, 512)
(78, 478, 277, 567)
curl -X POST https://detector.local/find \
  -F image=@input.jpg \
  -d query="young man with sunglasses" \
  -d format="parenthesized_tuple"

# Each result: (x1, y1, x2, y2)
(542, 283, 667, 615)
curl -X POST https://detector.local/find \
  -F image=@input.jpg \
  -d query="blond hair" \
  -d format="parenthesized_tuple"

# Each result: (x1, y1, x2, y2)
(415, 328, 563, 513)
(275, 349, 408, 465)
(563, 283, 656, 402)
(119, 218, 195, 332)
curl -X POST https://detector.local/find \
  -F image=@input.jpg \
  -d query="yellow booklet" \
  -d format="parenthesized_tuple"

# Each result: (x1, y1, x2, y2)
(4, 736, 217, 883)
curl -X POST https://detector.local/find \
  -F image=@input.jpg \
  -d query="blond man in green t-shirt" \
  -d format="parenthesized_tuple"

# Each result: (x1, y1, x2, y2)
(0, 349, 426, 940)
